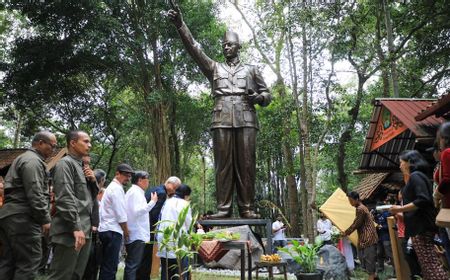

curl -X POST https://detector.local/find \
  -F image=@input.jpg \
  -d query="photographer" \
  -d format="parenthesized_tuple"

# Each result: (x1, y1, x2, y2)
(272, 215, 287, 253)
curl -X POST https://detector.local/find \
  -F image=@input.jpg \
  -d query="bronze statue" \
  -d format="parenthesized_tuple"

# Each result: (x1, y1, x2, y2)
(168, 5, 272, 219)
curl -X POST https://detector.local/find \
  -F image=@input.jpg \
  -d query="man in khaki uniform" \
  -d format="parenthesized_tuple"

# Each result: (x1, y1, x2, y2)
(0, 131, 57, 280)
(48, 130, 96, 279)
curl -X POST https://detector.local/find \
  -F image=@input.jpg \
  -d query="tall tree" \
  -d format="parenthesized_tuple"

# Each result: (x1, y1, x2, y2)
(232, 0, 302, 236)
(1, 1, 223, 182)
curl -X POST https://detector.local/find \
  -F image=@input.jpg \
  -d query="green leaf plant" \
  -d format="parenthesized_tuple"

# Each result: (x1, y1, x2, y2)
(154, 205, 203, 280)
(278, 239, 322, 274)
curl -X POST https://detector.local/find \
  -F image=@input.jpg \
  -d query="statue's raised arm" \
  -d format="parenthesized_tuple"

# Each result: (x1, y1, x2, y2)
(168, 5, 215, 81)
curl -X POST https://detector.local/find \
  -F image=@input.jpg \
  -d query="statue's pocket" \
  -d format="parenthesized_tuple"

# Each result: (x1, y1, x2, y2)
(212, 105, 223, 123)
(243, 109, 255, 123)
(214, 77, 229, 88)
(235, 74, 247, 88)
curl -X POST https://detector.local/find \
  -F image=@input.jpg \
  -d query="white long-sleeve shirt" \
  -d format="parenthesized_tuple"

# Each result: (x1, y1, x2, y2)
(317, 218, 332, 242)
(99, 179, 127, 235)
(125, 184, 156, 243)
(156, 196, 192, 259)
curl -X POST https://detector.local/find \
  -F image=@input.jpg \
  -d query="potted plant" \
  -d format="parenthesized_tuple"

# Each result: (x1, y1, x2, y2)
(278, 239, 323, 280)
(156, 205, 203, 280)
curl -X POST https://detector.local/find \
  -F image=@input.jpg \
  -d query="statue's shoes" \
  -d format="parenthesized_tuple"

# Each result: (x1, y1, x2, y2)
(240, 212, 260, 219)
(209, 211, 231, 219)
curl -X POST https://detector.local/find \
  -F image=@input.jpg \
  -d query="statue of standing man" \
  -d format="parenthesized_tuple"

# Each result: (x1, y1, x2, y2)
(168, 4, 272, 219)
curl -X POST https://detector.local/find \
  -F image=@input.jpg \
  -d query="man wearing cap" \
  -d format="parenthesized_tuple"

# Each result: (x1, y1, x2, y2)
(0, 131, 57, 279)
(48, 130, 96, 279)
(168, 6, 271, 219)
(98, 163, 133, 280)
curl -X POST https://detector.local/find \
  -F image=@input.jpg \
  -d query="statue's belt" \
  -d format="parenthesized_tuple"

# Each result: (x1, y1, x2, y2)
(214, 95, 251, 101)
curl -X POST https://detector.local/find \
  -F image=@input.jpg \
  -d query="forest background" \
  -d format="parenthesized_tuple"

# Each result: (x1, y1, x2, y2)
(0, 0, 448, 239)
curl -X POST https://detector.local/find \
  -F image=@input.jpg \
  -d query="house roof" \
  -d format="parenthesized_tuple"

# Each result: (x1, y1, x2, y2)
(0, 148, 65, 177)
(354, 172, 390, 200)
(358, 98, 446, 173)
(0, 149, 28, 170)
(380, 99, 443, 138)
(415, 93, 450, 121)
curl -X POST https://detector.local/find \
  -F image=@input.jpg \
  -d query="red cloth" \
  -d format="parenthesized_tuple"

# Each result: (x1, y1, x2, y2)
(337, 238, 343, 252)
(437, 148, 450, 207)
(396, 213, 405, 238)
(198, 240, 228, 262)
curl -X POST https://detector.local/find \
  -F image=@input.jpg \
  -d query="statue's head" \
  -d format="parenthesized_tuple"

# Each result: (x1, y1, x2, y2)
(222, 30, 241, 60)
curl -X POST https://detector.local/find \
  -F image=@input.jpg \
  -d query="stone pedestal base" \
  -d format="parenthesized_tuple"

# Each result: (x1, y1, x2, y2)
(199, 218, 272, 253)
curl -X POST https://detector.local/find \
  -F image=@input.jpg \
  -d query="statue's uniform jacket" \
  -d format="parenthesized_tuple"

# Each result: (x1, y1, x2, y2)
(211, 62, 271, 129)
(176, 23, 271, 216)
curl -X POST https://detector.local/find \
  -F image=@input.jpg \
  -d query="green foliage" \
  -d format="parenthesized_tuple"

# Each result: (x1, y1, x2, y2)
(1, 0, 449, 239)
(278, 239, 322, 273)
(0, 128, 12, 148)
(155, 205, 202, 280)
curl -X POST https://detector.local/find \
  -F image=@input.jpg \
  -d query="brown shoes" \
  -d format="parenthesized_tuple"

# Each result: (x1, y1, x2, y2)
(208, 210, 260, 219)
(209, 211, 231, 219)
(240, 211, 260, 219)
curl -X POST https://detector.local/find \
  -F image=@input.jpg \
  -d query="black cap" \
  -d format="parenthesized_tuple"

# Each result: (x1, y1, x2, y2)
(116, 163, 134, 174)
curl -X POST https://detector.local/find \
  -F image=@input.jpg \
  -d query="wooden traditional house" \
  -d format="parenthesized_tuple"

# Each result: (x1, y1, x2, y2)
(354, 98, 447, 204)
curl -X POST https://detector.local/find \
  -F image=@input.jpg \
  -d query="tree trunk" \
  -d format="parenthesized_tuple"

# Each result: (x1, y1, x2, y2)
(169, 97, 180, 176)
(13, 111, 22, 148)
(106, 132, 119, 179)
(337, 75, 366, 192)
(382, 0, 400, 97)
(376, 0, 391, 97)
(301, 24, 314, 240)
(202, 153, 206, 213)
(278, 79, 301, 237)
(149, 36, 172, 182)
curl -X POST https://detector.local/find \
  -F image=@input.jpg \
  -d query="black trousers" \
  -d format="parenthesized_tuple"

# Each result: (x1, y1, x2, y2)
(82, 231, 101, 280)
(136, 242, 153, 280)
(212, 127, 257, 215)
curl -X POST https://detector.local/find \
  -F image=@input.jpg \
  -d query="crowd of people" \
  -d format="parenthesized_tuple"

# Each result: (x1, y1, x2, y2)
(1, 122, 450, 280)
(270, 122, 450, 280)
(343, 122, 450, 280)
(0, 130, 191, 280)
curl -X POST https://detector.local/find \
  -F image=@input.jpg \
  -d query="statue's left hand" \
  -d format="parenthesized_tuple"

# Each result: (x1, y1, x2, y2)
(249, 94, 264, 105)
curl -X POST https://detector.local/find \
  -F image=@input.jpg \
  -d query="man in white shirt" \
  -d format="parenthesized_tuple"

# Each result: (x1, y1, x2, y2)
(137, 176, 182, 280)
(272, 215, 287, 253)
(98, 163, 133, 280)
(124, 171, 157, 280)
(157, 184, 192, 280)
(317, 212, 332, 245)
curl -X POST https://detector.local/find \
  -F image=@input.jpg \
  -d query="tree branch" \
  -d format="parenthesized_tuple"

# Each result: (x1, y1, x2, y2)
(231, 2, 278, 75)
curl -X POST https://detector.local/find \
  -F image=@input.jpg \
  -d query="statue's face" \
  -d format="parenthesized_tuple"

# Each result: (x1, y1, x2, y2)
(222, 40, 240, 59)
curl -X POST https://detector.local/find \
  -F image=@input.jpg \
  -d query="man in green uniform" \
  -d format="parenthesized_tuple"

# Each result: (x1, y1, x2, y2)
(48, 130, 96, 280)
(0, 131, 57, 280)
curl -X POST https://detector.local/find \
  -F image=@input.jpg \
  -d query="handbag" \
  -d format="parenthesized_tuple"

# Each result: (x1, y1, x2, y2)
(436, 208, 450, 227)
(434, 164, 450, 227)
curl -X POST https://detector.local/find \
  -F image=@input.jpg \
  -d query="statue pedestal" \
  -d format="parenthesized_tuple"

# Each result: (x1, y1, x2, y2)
(199, 218, 273, 253)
